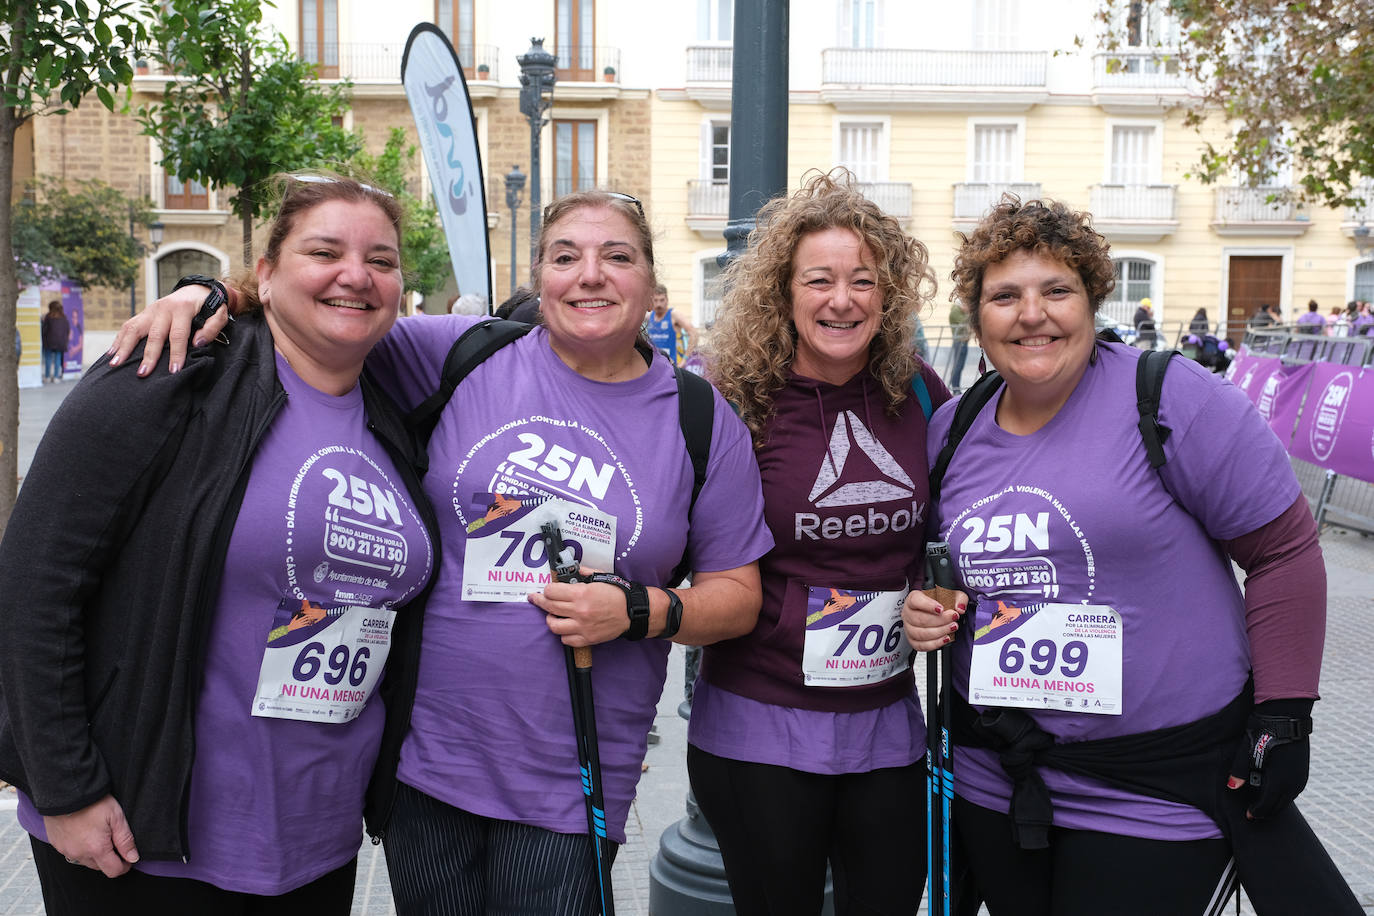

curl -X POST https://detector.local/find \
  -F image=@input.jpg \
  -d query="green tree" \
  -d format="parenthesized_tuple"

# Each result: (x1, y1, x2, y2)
(0, 1, 147, 533)
(12, 177, 155, 290)
(352, 128, 452, 298)
(136, 0, 362, 264)
(1094, 0, 1374, 207)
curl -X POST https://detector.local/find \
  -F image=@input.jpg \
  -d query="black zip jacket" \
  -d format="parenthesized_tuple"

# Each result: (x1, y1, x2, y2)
(0, 315, 438, 861)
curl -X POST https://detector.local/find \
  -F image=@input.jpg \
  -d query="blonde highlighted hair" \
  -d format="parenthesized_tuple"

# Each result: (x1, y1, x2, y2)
(707, 169, 936, 448)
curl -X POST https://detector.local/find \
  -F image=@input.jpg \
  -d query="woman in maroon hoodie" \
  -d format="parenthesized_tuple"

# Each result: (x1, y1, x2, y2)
(693, 169, 958, 915)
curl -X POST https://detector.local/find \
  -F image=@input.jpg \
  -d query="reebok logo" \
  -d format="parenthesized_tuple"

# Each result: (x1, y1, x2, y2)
(796, 411, 924, 541)
(808, 411, 914, 506)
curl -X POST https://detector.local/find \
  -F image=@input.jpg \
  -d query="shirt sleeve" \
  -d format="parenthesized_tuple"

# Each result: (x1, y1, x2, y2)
(1222, 496, 1325, 702)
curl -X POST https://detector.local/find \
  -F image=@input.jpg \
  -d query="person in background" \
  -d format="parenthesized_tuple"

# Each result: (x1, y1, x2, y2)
(1352, 301, 1374, 337)
(1296, 299, 1325, 335)
(1132, 297, 1157, 349)
(0, 171, 439, 913)
(111, 188, 773, 916)
(904, 196, 1358, 915)
(947, 299, 971, 391)
(1248, 303, 1277, 329)
(645, 283, 699, 365)
(1327, 306, 1348, 337)
(691, 170, 958, 915)
(40, 301, 69, 383)
(1189, 307, 1210, 336)
(447, 292, 488, 316)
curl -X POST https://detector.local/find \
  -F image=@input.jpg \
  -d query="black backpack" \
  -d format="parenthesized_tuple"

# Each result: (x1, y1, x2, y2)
(929, 344, 1177, 504)
(404, 319, 715, 586)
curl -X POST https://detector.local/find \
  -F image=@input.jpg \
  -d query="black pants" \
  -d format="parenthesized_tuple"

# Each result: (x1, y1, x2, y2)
(687, 743, 926, 916)
(383, 781, 618, 916)
(29, 836, 357, 916)
(953, 795, 1237, 916)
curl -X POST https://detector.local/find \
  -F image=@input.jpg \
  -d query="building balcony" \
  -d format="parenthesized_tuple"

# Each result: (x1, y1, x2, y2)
(819, 48, 1048, 111)
(685, 45, 732, 108)
(686, 179, 728, 236)
(1090, 51, 1193, 113)
(952, 181, 1042, 228)
(551, 46, 623, 100)
(858, 181, 913, 220)
(1340, 180, 1374, 243)
(1211, 187, 1310, 237)
(1089, 183, 1179, 242)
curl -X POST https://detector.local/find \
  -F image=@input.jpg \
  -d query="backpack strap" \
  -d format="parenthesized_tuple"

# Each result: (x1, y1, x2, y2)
(928, 368, 1005, 505)
(406, 319, 535, 455)
(910, 370, 934, 421)
(1135, 348, 1178, 470)
(668, 366, 715, 587)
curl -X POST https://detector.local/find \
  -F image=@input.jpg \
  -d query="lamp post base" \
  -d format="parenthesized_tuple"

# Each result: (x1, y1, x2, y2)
(648, 791, 734, 915)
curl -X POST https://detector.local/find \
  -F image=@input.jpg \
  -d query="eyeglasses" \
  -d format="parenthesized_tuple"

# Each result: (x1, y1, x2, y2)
(543, 190, 645, 222)
(291, 173, 395, 199)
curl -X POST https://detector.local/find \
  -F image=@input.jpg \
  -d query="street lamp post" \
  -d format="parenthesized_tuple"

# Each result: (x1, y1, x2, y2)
(505, 165, 527, 295)
(517, 38, 556, 267)
(128, 204, 164, 317)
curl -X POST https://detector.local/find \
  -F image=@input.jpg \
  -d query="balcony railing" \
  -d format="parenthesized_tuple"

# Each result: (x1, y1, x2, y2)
(1090, 184, 1177, 220)
(822, 48, 1047, 87)
(297, 42, 501, 81)
(1214, 187, 1297, 223)
(1345, 181, 1374, 223)
(554, 45, 621, 82)
(1093, 51, 1186, 89)
(953, 182, 1042, 219)
(688, 180, 729, 217)
(686, 45, 733, 82)
(858, 181, 912, 219)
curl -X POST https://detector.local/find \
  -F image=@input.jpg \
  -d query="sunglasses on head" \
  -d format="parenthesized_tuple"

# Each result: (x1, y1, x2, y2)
(291, 173, 395, 199)
(544, 190, 645, 221)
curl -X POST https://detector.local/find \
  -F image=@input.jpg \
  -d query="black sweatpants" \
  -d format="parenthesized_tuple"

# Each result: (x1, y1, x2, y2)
(687, 743, 927, 916)
(953, 795, 1237, 916)
(29, 836, 357, 916)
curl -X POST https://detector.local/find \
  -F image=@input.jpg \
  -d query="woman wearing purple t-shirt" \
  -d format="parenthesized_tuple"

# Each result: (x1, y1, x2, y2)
(904, 197, 1358, 915)
(691, 170, 959, 915)
(0, 173, 439, 912)
(117, 189, 773, 915)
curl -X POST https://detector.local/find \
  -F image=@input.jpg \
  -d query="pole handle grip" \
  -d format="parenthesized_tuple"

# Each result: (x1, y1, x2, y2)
(573, 645, 593, 668)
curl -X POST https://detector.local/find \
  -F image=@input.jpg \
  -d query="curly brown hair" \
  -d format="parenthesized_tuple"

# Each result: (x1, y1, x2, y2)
(951, 195, 1115, 339)
(708, 169, 936, 448)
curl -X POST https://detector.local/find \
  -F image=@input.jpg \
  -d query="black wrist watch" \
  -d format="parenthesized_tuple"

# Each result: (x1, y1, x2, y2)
(585, 572, 651, 640)
(172, 274, 230, 330)
(660, 588, 684, 639)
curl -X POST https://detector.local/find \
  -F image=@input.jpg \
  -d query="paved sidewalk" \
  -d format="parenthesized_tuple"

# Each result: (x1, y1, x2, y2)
(4, 373, 1373, 914)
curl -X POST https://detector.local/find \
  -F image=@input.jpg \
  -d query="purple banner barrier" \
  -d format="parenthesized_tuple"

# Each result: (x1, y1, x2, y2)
(1258, 362, 1314, 448)
(1290, 363, 1374, 484)
(1230, 354, 1284, 406)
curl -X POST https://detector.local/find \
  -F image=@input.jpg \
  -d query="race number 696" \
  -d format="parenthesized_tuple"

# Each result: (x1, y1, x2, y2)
(293, 642, 369, 686)
(997, 637, 1088, 678)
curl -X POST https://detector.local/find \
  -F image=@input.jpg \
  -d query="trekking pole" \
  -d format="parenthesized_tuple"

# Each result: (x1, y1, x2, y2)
(539, 522, 616, 916)
(923, 541, 958, 916)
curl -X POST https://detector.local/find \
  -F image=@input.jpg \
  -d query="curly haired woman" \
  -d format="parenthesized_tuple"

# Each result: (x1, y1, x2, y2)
(689, 170, 963, 915)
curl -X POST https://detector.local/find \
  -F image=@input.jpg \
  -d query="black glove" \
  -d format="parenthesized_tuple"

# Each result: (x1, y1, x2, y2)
(1229, 698, 1314, 819)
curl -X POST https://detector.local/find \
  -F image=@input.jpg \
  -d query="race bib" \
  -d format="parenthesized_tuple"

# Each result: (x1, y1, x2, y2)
(968, 602, 1122, 715)
(801, 584, 911, 687)
(460, 495, 616, 601)
(253, 598, 395, 723)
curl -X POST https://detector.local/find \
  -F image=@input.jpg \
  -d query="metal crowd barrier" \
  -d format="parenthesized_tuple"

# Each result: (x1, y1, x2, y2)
(1242, 327, 1374, 534)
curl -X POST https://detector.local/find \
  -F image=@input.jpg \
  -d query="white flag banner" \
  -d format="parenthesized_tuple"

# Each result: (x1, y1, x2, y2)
(401, 23, 491, 305)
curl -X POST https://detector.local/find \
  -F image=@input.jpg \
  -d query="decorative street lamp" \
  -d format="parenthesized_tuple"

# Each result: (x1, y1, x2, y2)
(504, 165, 527, 296)
(517, 38, 556, 267)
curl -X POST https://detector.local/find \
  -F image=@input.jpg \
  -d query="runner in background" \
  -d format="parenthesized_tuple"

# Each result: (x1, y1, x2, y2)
(645, 283, 699, 365)
(691, 169, 961, 915)
(0, 171, 439, 914)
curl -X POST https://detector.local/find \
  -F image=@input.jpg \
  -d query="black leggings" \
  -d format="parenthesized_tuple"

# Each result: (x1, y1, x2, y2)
(687, 743, 926, 916)
(953, 795, 1238, 916)
(29, 836, 357, 916)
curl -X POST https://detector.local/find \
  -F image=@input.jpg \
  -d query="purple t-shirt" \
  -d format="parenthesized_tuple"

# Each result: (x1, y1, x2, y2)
(364, 315, 772, 842)
(1297, 311, 1326, 331)
(926, 342, 1297, 840)
(18, 354, 435, 893)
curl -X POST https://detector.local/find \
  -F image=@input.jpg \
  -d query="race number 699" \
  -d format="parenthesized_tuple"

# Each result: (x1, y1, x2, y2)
(998, 637, 1088, 678)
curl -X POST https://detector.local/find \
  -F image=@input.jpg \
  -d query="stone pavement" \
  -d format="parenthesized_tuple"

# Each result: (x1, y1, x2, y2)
(3, 366, 1372, 914)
